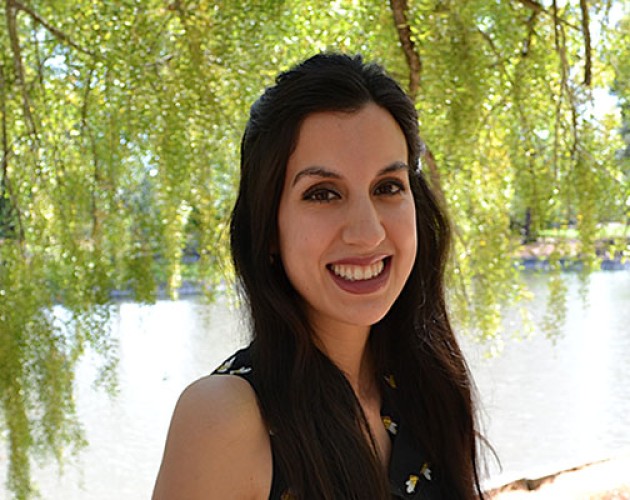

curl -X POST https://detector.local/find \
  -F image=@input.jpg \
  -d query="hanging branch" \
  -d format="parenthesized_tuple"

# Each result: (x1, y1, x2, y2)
(172, 1, 204, 69)
(388, 0, 447, 211)
(515, 0, 544, 13)
(0, 64, 8, 172)
(0, 63, 9, 197)
(556, 3, 579, 161)
(516, 101, 542, 236)
(552, 0, 567, 178)
(79, 66, 104, 241)
(476, 27, 520, 97)
(477, 27, 500, 59)
(12, 0, 97, 58)
(579, 0, 592, 86)
(420, 147, 448, 209)
(549, 0, 582, 218)
(389, 0, 421, 101)
(31, 22, 45, 87)
(521, 11, 539, 56)
(0, 61, 25, 242)
(170, 0, 237, 133)
(6, 0, 37, 139)
(514, 0, 579, 31)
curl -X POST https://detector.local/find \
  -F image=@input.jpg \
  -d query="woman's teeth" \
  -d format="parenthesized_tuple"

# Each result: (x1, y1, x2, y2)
(330, 259, 385, 281)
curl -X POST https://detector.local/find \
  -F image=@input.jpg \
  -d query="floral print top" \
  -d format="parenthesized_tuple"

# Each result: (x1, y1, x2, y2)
(214, 346, 442, 499)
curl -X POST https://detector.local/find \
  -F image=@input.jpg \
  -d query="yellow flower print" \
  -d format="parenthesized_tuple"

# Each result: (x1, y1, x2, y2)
(405, 463, 433, 494)
(381, 415, 398, 435)
(420, 462, 432, 481)
(229, 366, 252, 375)
(405, 474, 419, 494)
(216, 356, 235, 373)
(384, 374, 397, 388)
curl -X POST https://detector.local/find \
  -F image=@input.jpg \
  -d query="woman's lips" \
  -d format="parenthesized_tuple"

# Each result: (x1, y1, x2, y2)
(326, 257, 391, 294)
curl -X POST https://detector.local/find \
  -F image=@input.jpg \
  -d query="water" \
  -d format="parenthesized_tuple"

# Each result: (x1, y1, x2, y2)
(467, 271, 630, 487)
(1, 271, 628, 498)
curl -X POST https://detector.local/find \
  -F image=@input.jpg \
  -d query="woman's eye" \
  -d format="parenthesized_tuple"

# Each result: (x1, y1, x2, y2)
(374, 180, 405, 196)
(303, 188, 340, 202)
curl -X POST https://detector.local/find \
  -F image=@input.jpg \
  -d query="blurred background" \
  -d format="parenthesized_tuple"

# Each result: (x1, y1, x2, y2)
(1, 1, 629, 498)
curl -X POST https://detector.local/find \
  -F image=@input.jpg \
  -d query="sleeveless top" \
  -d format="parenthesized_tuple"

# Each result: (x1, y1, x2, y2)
(213, 346, 444, 499)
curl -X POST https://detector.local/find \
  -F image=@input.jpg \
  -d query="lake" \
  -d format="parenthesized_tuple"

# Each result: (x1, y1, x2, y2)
(1, 270, 629, 498)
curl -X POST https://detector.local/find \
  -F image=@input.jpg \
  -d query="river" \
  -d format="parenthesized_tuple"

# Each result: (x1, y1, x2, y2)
(1, 270, 629, 498)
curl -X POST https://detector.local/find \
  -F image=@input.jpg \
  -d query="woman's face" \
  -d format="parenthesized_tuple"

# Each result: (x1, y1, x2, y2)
(277, 103, 417, 336)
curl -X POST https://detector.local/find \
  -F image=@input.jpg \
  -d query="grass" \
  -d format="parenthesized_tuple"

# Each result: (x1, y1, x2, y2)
(537, 222, 629, 241)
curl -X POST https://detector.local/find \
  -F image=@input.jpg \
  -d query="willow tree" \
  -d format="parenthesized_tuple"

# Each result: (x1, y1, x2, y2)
(1, 0, 627, 497)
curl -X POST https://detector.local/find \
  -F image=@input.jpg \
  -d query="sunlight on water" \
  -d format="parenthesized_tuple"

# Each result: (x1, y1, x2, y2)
(1, 272, 628, 498)
(465, 272, 630, 487)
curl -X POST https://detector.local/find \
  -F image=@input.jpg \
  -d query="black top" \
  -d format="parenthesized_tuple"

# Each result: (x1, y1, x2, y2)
(213, 346, 442, 499)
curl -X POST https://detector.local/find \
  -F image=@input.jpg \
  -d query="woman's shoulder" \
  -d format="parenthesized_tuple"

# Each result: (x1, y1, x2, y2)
(179, 371, 261, 429)
(181, 345, 259, 436)
(152, 352, 272, 499)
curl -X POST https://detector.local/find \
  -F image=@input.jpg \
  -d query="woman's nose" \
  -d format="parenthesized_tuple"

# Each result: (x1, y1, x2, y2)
(341, 197, 386, 248)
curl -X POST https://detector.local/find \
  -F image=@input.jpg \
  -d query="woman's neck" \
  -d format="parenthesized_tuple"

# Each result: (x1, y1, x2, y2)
(311, 320, 376, 400)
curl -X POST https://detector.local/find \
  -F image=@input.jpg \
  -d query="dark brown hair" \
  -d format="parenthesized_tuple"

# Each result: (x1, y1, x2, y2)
(230, 53, 485, 499)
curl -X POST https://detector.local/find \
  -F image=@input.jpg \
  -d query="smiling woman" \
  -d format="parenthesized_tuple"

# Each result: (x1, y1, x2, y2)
(278, 104, 417, 333)
(152, 53, 487, 500)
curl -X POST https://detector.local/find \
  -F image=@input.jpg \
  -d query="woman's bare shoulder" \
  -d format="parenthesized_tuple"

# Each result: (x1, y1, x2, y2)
(152, 374, 272, 500)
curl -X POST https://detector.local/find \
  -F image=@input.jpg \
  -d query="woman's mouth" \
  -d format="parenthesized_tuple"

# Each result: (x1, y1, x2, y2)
(329, 259, 386, 281)
(326, 257, 391, 294)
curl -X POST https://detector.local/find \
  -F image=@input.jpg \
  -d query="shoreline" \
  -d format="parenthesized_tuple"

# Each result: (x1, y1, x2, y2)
(517, 237, 629, 272)
(109, 258, 630, 301)
(486, 453, 630, 498)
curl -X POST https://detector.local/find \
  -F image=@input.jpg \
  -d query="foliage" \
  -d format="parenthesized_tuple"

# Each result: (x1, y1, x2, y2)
(609, 10, 630, 154)
(0, 0, 628, 497)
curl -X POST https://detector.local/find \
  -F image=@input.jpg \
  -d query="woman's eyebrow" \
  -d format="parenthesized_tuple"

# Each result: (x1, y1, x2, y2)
(378, 161, 409, 175)
(292, 161, 408, 187)
(292, 166, 341, 186)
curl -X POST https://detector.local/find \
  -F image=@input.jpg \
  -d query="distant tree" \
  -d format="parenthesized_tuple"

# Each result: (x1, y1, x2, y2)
(0, 0, 627, 497)
(609, 11, 630, 160)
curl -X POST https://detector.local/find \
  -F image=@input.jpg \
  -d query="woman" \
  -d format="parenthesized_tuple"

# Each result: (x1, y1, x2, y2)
(153, 53, 486, 499)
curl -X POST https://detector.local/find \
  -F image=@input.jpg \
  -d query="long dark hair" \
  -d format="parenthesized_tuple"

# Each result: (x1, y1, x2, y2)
(230, 53, 484, 499)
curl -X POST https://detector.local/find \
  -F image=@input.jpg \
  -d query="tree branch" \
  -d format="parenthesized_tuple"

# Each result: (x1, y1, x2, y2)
(0, 63, 8, 167)
(173, 1, 204, 69)
(0, 61, 25, 242)
(514, 0, 579, 31)
(6, 0, 37, 138)
(389, 0, 449, 217)
(13, 0, 97, 58)
(550, 0, 581, 181)
(144, 54, 175, 68)
(521, 11, 539, 56)
(477, 26, 501, 60)
(476, 27, 520, 96)
(389, 0, 421, 101)
(421, 146, 448, 213)
(515, 0, 545, 13)
(79, 66, 103, 241)
(579, 0, 592, 86)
